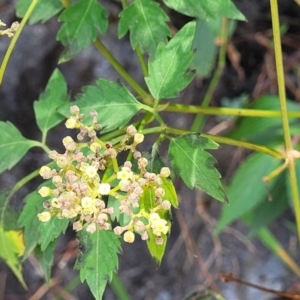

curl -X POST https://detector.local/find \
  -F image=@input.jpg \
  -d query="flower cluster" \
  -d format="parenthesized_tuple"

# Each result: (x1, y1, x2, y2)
(0, 20, 19, 37)
(38, 106, 172, 244)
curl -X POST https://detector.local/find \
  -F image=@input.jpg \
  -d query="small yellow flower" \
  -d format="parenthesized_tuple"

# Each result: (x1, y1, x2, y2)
(65, 117, 78, 129)
(81, 197, 93, 208)
(86, 165, 97, 178)
(38, 186, 52, 197)
(98, 183, 111, 195)
(37, 211, 51, 222)
(51, 198, 61, 208)
(39, 166, 52, 179)
(133, 133, 144, 144)
(123, 231, 135, 243)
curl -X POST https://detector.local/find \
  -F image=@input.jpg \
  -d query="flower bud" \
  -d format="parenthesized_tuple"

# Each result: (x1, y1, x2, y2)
(38, 186, 52, 197)
(65, 117, 78, 129)
(133, 133, 144, 144)
(86, 223, 97, 233)
(70, 105, 80, 115)
(86, 165, 97, 178)
(161, 200, 171, 210)
(98, 183, 111, 195)
(90, 142, 101, 153)
(123, 231, 135, 243)
(39, 166, 52, 179)
(160, 167, 171, 177)
(127, 125, 137, 136)
(37, 211, 51, 222)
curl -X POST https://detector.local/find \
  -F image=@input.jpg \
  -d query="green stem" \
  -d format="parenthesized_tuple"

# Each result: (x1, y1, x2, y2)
(165, 104, 300, 118)
(110, 273, 131, 300)
(0, 0, 39, 85)
(191, 18, 228, 132)
(270, 0, 300, 242)
(136, 46, 148, 77)
(93, 39, 152, 105)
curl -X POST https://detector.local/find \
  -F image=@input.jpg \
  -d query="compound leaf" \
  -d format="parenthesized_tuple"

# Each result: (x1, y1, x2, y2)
(16, 0, 63, 24)
(0, 122, 38, 173)
(162, 0, 245, 20)
(118, 0, 170, 57)
(59, 79, 143, 133)
(215, 153, 281, 234)
(0, 189, 26, 288)
(57, 0, 108, 62)
(34, 69, 69, 138)
(75, 229, 121, 300)
(169, 134, 226, 202)
(145, 21, 196, 99)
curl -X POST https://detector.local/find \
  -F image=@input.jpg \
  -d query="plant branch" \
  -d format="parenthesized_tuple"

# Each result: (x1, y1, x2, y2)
(270, 0, 300, 242)
(165, 103, 300, 118)
(0, 0, 39, 85)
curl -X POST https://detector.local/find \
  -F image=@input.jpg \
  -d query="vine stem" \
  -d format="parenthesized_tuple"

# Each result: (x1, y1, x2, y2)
(0, 0, 40, 85)
(270, 0, 300, 242)
(165, 104, 300, 118)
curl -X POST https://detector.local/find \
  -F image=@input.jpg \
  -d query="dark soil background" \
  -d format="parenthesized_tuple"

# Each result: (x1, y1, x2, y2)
(1, 0, 300, 299)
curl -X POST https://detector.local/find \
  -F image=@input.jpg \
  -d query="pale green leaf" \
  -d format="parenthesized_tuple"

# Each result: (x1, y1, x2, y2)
(169, 134, 226, 202)
(35, 240, 57, 283)
(16, 0, 63, 24)
(215, 153, 281, 233)
(57, 0, 108, 62)
(141, 188, 170, 265)
(162, 0, 245, 20)
(59, 79, 143, 133)
(34, 69, 69, 138)
(0, 122, 38, 173)
(0, 190, 26, 289)
(118, 0, 170, 57)
(145, 21, 196, 99)
(75, 229, 121, 300)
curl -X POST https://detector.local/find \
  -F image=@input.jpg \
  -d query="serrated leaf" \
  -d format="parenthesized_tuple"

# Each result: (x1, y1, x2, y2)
(145, 21, 196, 99)
(0, 190, 26, 288)
(75, 229, 121, 300)
(0, 122, 38, 173)
(162, 0, 245, 20)
(35, 240, 57, 283)
(141, 188, 170, 265)
(18, 190, 43, 260)
(215, 153, 282, 234)
(39, 217, 69, 251)
(192, 18, 217, 77)
(34, 69, 69, 138)
(57, 0, 108, 62)
(169, 134, 226, 202)
(19, 186, 68, 258)
(16, 0, 63, 24)
(59, 79, 143, 133)
(118, 0, 170, 57)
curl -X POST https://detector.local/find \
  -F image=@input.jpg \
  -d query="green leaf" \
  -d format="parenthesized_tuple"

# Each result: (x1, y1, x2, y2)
(59, 79, 143, 133)
(162, 0, 245, 20)
(107, 195, 131, 226)
(57, 0, 108, 62)
(229, 95, 300, 144)
(215, 153, 282, 234)
(16, 0, 63, 24)
(0, 122, 38, 173)
(34, 69, 69, 138)
(34, 240, 57, 283)
(75, 229, 121, 300)
(118, 0, 170, 57)
(246, 174, 288, 236)
(39, 216, 69, 251)
(192, 18, 217, 77)
(18, 187, 68, 257)
(0, 190, 26, 288)
(140, 188, 170, 265)
(145, 21, 196, 99)
(169, 134, 226, 202)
